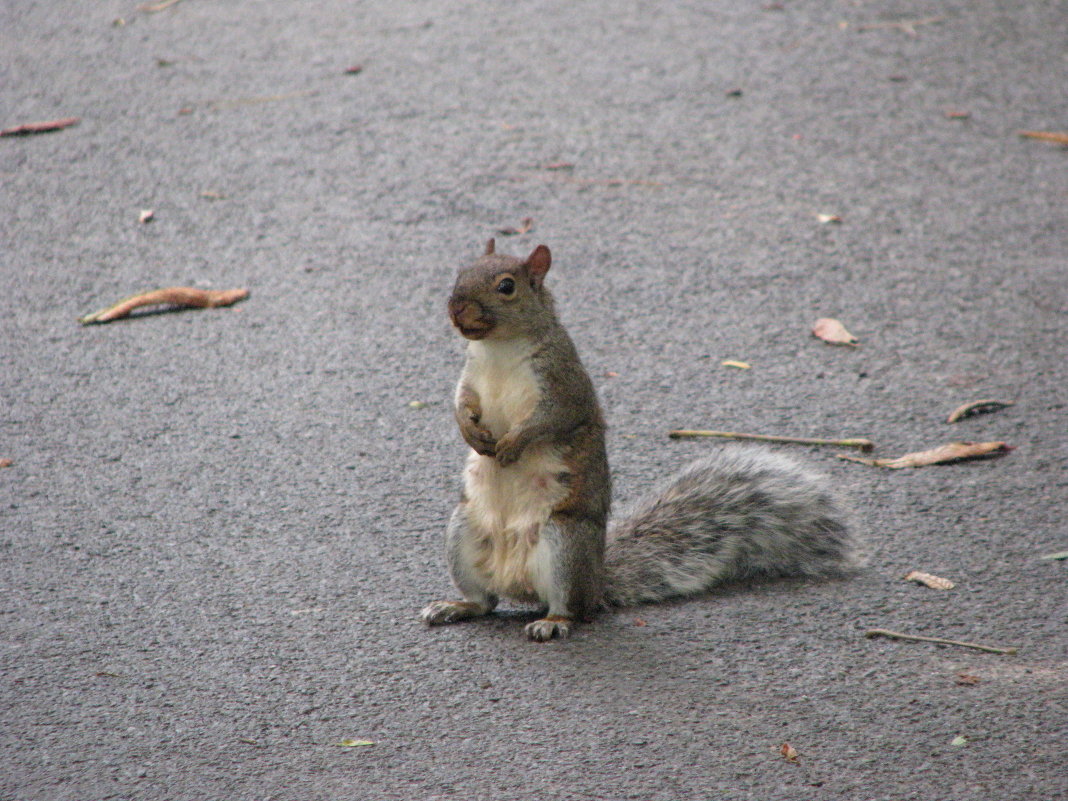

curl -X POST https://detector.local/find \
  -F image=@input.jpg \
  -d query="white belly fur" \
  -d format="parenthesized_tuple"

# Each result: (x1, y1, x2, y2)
(459, 339, 569, 602)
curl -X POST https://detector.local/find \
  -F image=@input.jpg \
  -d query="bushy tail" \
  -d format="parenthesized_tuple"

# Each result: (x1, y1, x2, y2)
(603, 447, 862, 607)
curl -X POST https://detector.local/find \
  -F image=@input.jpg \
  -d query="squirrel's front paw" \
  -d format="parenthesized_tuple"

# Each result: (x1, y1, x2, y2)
(421, 600, 489, 626)
(494, 432, 526, 466)
(524, 615, 573, 641)
(461, 422, 497, 457)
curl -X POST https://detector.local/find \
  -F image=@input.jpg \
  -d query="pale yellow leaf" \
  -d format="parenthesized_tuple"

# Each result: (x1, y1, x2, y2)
(812, 317, 858, 346)
(904, 570, 955, 590)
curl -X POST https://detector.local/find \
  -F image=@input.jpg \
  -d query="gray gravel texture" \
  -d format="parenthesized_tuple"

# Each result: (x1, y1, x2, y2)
(2, 1, 1066, 799)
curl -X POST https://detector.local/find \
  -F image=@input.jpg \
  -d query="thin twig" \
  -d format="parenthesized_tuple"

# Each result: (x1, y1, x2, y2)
(668, 430, 874, 452)
(856, 16, 945, 36)
(504, 172, 663, 188)
(138, 0, 184, 12)
(865, 628, 1017, 655)
(209, 90, 316, 111)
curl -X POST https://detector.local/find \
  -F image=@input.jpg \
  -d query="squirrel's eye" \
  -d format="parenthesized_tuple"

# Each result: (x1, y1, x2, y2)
(496, 277, 516, 295)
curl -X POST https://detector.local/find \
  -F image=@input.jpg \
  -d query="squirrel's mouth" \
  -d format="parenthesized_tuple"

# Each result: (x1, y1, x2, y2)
(456, 323, 493, 340)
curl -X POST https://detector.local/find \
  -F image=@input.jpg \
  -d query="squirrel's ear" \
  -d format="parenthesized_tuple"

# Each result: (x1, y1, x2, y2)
(484, 238, 496, 255)
(525, 245, 551, 289)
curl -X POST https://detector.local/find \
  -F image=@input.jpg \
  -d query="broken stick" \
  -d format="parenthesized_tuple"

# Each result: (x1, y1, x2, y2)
(79, 287, 249, 325)
(668, 430, 874, 452)
(865, 628, 1017, 655)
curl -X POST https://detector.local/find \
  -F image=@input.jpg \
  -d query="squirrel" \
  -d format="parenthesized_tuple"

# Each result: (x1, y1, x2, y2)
(421, 239, 861, 641)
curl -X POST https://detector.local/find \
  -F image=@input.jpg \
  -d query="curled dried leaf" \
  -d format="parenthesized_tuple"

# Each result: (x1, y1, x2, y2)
(1, 117, 80, 137)
(904, 570, 955, 590)
(812, 317, 858, 346)
(1018, 130, 1068, 146)
(780, 743, 799, 762)
(838, 441, 1011, 469)
(0, 458, 13, 468)
(946, 399, 1014, 423)
(79, 287, 249, 325)
(955, 673, 981, 686)
(496, 217, 533, 236)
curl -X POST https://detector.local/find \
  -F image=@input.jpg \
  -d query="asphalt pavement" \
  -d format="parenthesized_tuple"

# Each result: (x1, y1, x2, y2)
(2, 1, 1066, 799)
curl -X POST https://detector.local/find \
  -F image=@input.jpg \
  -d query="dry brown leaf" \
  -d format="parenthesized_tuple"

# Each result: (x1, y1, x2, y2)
(496, 217, 533, 236)
(780, 743, 799, 762)
(812, 317, 858, 346)
(946, 399, 1014, 423)
(79, 287, 249, 325)
(838, 440, 1011, 469)
(904, 570, 955, 590)
(955, 673, 981, 686)
(1, 117, 80, 137)
(0, 458, 13, 468)
(1018, 130, 1068, 146)
(633, 618, 647, 627)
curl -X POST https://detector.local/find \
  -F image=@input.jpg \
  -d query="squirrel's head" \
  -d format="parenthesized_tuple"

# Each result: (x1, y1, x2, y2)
(448, 239, 554, 341)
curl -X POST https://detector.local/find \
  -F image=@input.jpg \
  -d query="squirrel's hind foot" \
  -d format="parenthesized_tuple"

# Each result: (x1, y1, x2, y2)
(421, 600, 492, 626)
(524, 615, 573, 641)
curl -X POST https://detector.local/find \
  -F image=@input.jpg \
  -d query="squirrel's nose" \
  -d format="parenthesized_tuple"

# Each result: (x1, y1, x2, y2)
(449, 298, 484, 329)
